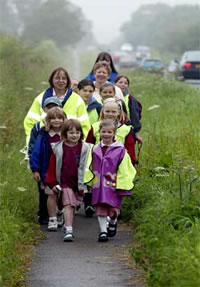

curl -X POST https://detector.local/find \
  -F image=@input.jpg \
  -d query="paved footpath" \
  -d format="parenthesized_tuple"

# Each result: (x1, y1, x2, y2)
(27, 209, 144, 287)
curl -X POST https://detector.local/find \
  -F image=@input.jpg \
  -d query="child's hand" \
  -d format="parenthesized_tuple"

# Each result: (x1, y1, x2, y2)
(135, 133, 143, 144)
(33, 171, 41, 182)
(52, 185, 61, 194)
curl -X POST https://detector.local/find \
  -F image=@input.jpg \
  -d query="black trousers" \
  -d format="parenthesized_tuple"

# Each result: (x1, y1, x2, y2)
(38, 182, 48, 218)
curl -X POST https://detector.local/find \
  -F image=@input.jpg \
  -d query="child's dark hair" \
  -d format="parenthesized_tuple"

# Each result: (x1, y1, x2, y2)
(77, 79, 95, 91)
(48, 67, 71, 89)
(114, 75, 130, 86)
(99, 119, 117, 132)
(45, 107, 66, 131)
(61, 119, 83, 142)
(99, 82, 116, 94)
(89, 52, 118, 74)
(93, 61, 112, 75)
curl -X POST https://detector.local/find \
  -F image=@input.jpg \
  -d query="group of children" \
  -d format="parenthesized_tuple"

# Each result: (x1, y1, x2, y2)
(26, 52, 142, 243)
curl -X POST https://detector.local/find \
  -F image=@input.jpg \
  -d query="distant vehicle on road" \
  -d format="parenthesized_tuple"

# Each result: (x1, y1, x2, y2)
(140, 58, 165, 75)
(118, 52, 137, 69)
(136, 45, 151, 65)
(175, 51, 200, 80)
(120, 43, 133, 52)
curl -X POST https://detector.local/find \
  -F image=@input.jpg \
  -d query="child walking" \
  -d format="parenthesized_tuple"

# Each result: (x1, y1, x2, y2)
(77, 79, 102, 125)
(30, 107, 66, 229)
(45, 119, 92, 242)
(84, 119, 136, 242)
(86, 98, 136, 164)
(28, 97, 62, 225)
(115, 75, 143, 143)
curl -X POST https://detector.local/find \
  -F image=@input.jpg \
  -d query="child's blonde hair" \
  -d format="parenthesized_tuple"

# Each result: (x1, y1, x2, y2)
(100, 98, 126, 123)
(61, 119, 83, 142)
(99, 82, 116, 95)
(45, 107, 66, 131)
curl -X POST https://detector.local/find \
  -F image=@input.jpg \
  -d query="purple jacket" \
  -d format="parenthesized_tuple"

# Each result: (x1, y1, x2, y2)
(91, 142, 131, 208)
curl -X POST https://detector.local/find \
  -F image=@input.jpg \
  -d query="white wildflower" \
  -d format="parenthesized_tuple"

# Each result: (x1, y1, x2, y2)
(41, 81, 48, 85)
(17, 187, 27, 192)
(155, 174, 169, 177)
(154, 166, 166, 171)
(24, 87, 33, 91)
(147, 105, 160, 111)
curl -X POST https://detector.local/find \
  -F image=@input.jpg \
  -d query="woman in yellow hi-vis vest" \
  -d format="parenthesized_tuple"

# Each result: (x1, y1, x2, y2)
(24, 67, 91, 146)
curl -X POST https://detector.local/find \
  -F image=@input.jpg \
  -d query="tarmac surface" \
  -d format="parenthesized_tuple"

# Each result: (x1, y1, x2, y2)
(27, 209, 144, 287)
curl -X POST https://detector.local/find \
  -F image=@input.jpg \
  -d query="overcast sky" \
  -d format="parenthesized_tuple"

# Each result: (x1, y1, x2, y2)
(72, 0, 200, 43)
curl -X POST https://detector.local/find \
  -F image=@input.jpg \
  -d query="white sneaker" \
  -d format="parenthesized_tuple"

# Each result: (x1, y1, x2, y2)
(48, 218, 58, 231)
(63, 231, 74, 242)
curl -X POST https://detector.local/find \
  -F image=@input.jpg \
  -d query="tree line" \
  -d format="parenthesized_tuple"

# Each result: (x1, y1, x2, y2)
(0, 0, 94, 48)
(121, 4, 200, 55)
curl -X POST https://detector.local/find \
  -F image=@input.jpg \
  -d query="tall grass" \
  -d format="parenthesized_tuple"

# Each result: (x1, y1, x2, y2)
(0, 34, 57, 286)
(121, 71, 200, 286)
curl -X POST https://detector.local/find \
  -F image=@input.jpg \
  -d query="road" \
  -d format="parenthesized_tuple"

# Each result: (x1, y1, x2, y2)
(185, 79, 200, 88)
(27, 209, 144, 287)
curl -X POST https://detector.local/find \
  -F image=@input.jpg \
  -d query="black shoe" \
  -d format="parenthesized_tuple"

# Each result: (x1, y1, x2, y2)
(107, 222, 117, 237)
(38, 216, 49, 225)
(98, 232, 108, 242)
(85, 206, 95, 217)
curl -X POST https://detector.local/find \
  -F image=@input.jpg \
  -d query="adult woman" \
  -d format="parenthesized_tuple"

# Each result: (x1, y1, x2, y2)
(85, 52, 118, 83)
(92, 61, 123, 102)
(24, 67, 90, 144)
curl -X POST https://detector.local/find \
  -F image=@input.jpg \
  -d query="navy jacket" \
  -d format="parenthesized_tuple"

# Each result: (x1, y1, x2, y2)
(28, 122, 42, 159)
(30, 127, 51, 181)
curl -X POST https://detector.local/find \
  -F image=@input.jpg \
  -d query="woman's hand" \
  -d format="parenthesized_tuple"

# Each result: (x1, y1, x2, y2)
(33, 171, 41, 182)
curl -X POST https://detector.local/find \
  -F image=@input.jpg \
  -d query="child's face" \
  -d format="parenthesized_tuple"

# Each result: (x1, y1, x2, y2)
(79, 85, 94, 104)
(94, 67, 109, 84)
(50, 116, 64, 129)
(103, 102, 120, 121)
(66, 127, 81, 145)
(115, 77, 129, 94)
(53, 70, 68, 91)
(100, 125, 115, 145)
(100, 86, 115, 102)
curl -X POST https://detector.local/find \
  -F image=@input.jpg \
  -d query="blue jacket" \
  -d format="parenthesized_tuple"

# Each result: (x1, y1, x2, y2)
(28, 122, 42, 159)
(85, 72, 118, 83)
(30, 127, 51, 181)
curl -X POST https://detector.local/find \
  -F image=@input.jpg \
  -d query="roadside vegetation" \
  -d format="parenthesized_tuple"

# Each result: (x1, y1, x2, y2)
(0, 34, 56, 286)
(121, 71, 200, 286)
(1, 33, 200, 286)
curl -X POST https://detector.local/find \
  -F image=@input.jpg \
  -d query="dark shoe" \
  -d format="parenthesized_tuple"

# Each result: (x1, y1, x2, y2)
(98, 232, 108, 242)
(85, 205, 95, 217)
(38, 216, 49, 225)
(107, 222, 117, 237)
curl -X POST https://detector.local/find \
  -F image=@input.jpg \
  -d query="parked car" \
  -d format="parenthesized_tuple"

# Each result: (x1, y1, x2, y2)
(140, 58, 165, 75)
(135, 45, 151, 65)
(118, 52, 137, 69)
(175, 51, 200, 80)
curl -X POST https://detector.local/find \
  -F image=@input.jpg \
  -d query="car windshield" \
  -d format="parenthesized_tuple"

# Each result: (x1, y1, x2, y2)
(185, 52, 200, 61)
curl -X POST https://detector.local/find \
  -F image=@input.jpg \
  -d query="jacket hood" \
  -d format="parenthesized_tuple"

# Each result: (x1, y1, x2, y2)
(87, 97, 102, 112)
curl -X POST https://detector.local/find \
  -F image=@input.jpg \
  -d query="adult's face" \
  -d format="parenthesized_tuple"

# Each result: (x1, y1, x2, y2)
(52, 70, 68, 92)
(94, 67, 109, 85)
